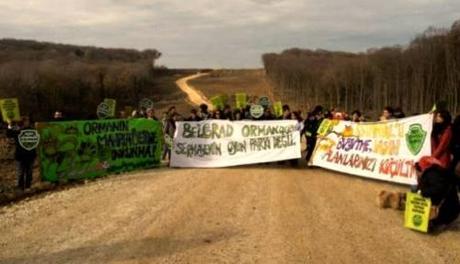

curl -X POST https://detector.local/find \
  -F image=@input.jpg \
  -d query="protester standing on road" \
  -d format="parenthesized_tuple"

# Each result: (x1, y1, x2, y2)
(163, 113, 178, 163)
(304, 106, 323, 165)
(146, 108, 159, 121)
(6, 116, 36, 191)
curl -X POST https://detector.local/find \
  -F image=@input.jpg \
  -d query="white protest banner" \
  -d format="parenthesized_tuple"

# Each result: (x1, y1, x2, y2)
(171, 120, 301, 168)
(310, 114, 433, 185)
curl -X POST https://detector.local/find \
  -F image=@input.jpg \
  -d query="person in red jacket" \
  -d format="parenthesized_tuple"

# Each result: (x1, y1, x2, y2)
(431, 110, 452, 168)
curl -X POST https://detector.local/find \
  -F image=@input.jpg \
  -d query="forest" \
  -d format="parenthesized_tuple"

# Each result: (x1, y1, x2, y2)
(0, 39, 162, 121)
(262, 20, 460, 117)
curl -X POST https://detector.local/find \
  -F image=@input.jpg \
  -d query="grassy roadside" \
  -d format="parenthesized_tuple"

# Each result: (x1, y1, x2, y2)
(188, 69, 275, 106)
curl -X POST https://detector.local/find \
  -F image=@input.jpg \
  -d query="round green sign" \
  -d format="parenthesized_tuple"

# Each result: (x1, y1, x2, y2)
(412, 214, 423, 227)
(97, 102, 110, 119)
(258, 96, 270, 107)
(250, 104, 264, 119)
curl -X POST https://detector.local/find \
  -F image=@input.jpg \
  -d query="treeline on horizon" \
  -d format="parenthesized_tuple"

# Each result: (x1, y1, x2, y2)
(0, 39, 162, 121)
(262, 20, 460, 117)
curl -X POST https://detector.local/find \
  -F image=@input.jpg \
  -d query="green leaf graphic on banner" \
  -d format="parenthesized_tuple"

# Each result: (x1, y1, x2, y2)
(406, 124, 427, 156)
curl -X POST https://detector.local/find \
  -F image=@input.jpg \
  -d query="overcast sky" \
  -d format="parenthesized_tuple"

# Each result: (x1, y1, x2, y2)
(0, 0, 459, 68)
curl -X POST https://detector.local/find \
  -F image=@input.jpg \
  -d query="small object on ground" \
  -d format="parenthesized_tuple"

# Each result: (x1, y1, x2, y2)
(377, 190, 391, 208)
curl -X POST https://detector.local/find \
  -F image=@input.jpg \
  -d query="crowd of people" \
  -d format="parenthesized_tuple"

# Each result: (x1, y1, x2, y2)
(2, 100, 460, 231)
(118, 101, 460, 231)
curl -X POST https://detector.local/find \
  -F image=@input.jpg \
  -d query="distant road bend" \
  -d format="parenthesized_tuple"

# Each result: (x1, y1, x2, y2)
(175, 73, 211, 107)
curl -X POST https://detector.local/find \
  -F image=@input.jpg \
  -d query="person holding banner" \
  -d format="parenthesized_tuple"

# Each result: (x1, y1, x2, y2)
(379, 156, 459, 231)
(263, 108, 275, 120)
(198, 104, 210, 120)
(6, 117, 37, 191)
(233, 109, 243, 121)
(212, 110, 223, 120)
(282, 105, 291, 120)
(431, 110, 453, 169)
(415, 157, 459, 229)
(163, 113, 178, 163)
(146, 108, 159, 121)
(379, 106, 395, 121)
(304, 106, 323, 165)
(223, 105, 234, 120)
(351, 110, 362, 122)
(186, 109, 202, 122)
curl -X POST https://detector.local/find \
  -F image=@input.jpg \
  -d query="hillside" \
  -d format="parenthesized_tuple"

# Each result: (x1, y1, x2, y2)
(0, 39, 192, 121)
(0, 39, 161, 63)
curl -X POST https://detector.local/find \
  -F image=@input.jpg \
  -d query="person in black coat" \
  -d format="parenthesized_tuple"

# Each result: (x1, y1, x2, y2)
(415, 157, 460, 228)
(303, 106, 323, 165)
(7, 117, 37, 190)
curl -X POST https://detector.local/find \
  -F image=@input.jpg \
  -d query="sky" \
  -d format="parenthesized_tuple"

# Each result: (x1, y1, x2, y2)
(0, 0, 459, 68)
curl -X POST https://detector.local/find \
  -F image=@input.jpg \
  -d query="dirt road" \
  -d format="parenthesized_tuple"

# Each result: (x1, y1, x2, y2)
(175, 73, 212, 107)
(1, 166, 459, 264)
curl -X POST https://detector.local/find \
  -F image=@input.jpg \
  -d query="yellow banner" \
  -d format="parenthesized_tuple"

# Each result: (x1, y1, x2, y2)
(0, 98, 21, 123)
(103, 98, 117, 118)
(404, 192, 431, 233)
(273, 101, 283, 117)
(235, 93, 247, 109)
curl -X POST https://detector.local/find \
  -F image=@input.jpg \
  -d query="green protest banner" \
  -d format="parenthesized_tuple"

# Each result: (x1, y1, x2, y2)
(273, 101, 283, 117)
(37, 119, 163, 182)
(103, 98, 117, 118)
(210, 95, 225, 110)
(404, 192, 431, 233)
(0, 98, 21, 123)
(235, 93, 247, 109)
